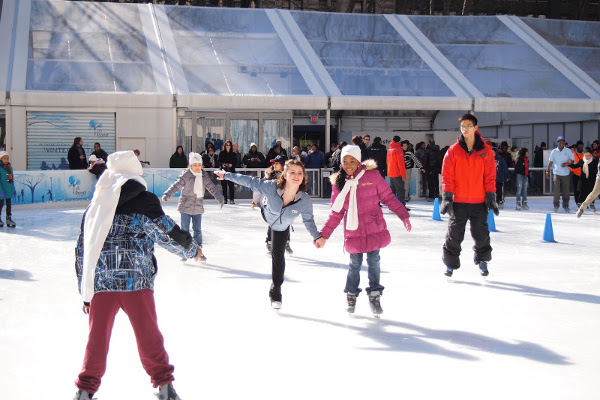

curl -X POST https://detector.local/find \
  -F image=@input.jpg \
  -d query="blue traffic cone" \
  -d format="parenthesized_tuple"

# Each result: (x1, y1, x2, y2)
(487, 209, 497, 232)
(432, 197, 442, 221)
(542, 213, 556, 242)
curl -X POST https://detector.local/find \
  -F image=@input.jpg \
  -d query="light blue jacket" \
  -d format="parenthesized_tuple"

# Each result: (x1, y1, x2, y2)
(224, 172, 321, 240)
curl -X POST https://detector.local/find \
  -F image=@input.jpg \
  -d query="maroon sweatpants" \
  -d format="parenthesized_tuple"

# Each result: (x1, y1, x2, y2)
(75, 289, 174, 394)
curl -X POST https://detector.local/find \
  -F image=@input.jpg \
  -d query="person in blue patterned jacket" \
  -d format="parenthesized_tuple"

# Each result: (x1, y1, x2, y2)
(73, 151, 200, 400)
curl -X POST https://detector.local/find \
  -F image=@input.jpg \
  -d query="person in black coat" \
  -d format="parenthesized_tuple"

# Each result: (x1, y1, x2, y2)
(219, 140, 238, 204)
(569, 150, 598, 210)
(242, 143, 266, 168)
(68, 137, 87, 170)
(169, 146, 188, 168)
(91, 143, 108, 163)
(424, 139, 441, 201)
(368, 137, 387, 177)
(202, 143, 218, 169)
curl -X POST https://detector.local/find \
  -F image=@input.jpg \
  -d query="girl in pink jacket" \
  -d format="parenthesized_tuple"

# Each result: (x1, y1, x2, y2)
(319, 145, 411, 317)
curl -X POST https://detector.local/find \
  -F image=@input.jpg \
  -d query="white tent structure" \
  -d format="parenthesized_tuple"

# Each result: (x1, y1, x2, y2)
(0, 0, 599, 170)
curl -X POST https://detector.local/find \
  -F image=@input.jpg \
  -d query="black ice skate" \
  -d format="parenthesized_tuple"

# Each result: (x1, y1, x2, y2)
(269, 287, 282, 310)
(346, 293, 357, 314)
(284, 241, 293, 255)
(6, 216, 15, 228)
(368, 291, 383, 318)
(522, 201, 529, 210)
(444, 267, 453, 277)
(156, 382, 182, 400)
(479, 261, 489, 277)
(73, 389, 94, 400)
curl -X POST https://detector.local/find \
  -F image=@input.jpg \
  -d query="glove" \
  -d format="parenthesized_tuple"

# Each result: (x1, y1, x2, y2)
(402, 217, 412, 232)
(218, 197, 225, 209)
(161, 195, 168, 203)
(486, 192, 500, 216)
(440, 192, 454, 216)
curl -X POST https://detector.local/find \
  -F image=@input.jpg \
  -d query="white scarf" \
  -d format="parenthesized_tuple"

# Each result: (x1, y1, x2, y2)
(583, 157, 592, 179)
(81, 152, 146, 303)
(332, 170, 365, 231)
(191, 169, 204, 198)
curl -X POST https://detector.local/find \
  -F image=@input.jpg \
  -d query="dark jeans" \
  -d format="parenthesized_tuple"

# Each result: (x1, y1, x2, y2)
(427, 170, 439, 198)
(420, 170, 428, 196)
(345, 250, 384, 295)
(389, 176, 406, 205)
(572, 174, 580, 203)
(495, 182, 504, 203)
(221, 180, 235, 201)
(266, 226, 290, 243)
(269, 227, 290, 302)
(443, 202, 492, 269)
(0, 198, 11, 216)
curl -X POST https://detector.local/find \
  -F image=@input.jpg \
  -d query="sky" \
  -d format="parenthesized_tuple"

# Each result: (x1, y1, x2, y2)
(0, 196, 599, 400)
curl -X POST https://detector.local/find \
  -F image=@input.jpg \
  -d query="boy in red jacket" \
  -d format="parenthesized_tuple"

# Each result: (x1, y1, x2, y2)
(439, 114, 498, 277)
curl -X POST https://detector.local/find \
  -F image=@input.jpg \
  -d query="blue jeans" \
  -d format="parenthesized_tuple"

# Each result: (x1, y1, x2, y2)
(180, 213, 202, 246)
(516, 174, 528, 202)
(345, 250, 384, 295)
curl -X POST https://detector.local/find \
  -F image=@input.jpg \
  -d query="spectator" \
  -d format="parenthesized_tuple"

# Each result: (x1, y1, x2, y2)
(290, 146, 302, 162)
(169, 146, 188, 168)
(514, 148, 530, 210)
(351, 135, 368, 161)
(533, 141, 547, 194)
(266, 139, 288, 161)
(330, 141, 347, 172)
(232, 143, 242, 168)
(499, 141, 514, 168)
(569, 150, 598, 213)
(73, 151, 200, 400)
(570, 140, 585, 204)
(368, 137, 387, 178)
(402, 140, 424, 202)
(440, 114, 496, 278)
(415, 141, 428, 197)
(386, 136, 408, 209)
(547, 136, 574, 213)
(132, 149, 149, 167)
(202, 143, 218, 169)
(0, 150, 16, 228)
(304, 144, 325, 168)
(87, 155, 107, 179)
(591, 140, 599, 152)
(361, 134, 371, 160)
(510, 146, 519, 165)
(325, 144, 338, 168)
(218, 140, 238, 204)
(493, 148, 510, 209)
(91, 143, 108, 162)
(68, 137, 87, 170)
(424, 139, 441, 201)
(242, 143, 266, 168)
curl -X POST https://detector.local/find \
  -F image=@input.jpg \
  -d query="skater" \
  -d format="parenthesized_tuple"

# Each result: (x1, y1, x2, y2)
(514, 148, 530, 210)
(318, 145, 412, 317)
(162, 152, 225, 262)
(252, 155, 293, 256)
(494, 148, 510, 209)
(440, 114, 497, 277)
(215, 160, 325, 309)
(575, 152, 600, 218)
(0, 151, 16, 228)
(546, 136, 574, 213)
(74, 151, 203, 400)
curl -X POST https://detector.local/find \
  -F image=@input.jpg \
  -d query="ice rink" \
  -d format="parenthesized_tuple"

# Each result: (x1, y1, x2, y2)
(1, 197, 599, 400)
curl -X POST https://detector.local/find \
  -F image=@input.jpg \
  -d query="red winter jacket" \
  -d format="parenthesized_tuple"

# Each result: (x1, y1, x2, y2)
(386, 141, 406, 179)
(442, 132, 496, 204)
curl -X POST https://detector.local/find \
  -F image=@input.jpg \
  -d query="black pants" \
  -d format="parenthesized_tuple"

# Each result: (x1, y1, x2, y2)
(266, 226, 290, 243)
(221, 180, 235, 202)
(269, 227, 290, 302)
(0, 198, 11, 217)
(427, 170, 439, 198)
(443, 202, 492, 269)
(495, 182, 504, 203)
(573, 174, 580, 203)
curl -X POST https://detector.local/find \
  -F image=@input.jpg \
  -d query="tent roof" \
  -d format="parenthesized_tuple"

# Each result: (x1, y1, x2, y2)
(1, 0, 599, 112)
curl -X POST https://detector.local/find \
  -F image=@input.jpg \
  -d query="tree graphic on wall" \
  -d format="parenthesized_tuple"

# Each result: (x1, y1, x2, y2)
(20, 176, 44, 203)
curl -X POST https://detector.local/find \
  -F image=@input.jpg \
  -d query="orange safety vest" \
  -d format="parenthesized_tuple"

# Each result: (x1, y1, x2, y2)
(570, 151, 584, 176)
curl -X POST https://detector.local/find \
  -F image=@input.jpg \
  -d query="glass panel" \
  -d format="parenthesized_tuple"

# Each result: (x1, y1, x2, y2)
(165, 7, 312, 95)
(176, 118, 193, 156)
(521, 17, 600, 86)
(197, 118, 226, 154)
(263, 120, 290, 155)
(230, 119, 258, 157)
(27, 1, 156, 92)
(409, 16, 588, 99)
(290, 12, 454, 97)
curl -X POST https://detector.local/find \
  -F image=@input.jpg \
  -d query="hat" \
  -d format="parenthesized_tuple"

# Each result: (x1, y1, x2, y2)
(557, 136, 565, 142)
(271, 155, 288, 163)
(188, 152, 202, 165)
(250, 142, 257, 149)
(107, 150, 143, 176)
(341, 145, 362, 163)
(276, 138, 282, 144)
(89, 154, 98, 162)
(576, 140, 584, 146)
(541, 142, 546, 147)
(0, 151, 8, 159)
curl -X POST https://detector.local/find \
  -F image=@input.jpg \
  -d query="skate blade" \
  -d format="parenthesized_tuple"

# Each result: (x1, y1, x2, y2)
(271, 301, 282, 310)
(373, 313, 381, 319)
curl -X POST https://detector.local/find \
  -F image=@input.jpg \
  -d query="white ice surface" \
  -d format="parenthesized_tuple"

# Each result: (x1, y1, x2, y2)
(1, 197, 599, 400)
